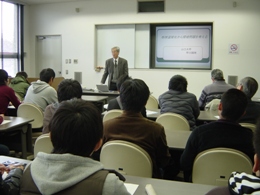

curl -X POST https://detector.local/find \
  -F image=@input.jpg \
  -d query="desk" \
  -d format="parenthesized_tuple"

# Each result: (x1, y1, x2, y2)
(82, 90, 119, 98)
(166, 130, 191, 150)
(125, 175, 215, 195)
(147, 109, 219, 121)
(0, 117, 33, 159)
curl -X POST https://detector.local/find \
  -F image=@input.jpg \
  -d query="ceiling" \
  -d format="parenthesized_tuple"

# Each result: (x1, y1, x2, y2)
(17, 0, 93, 5)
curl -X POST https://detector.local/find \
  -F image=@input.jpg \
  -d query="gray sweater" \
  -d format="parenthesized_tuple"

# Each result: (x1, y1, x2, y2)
(159, 90, 200, 129)
(23, 80, 58, 112)
(27, 152, 130, 195)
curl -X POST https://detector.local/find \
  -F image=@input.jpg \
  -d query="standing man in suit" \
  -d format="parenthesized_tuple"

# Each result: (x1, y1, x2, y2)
(101, 46, 128, 91)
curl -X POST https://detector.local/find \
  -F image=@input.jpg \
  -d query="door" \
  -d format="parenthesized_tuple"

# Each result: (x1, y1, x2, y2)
(35, 35, 62, 77)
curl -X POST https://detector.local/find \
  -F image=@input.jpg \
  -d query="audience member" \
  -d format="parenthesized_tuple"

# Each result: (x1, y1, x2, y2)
(23, 68, 57, 112)
(198, 69, 234, 110)
(0, 164, 24, 195)
(42, 79, 82, 134)
(0, 69, 20, 115)
(181, 89, 254, 181)
(159, 75, 200, 130)
(103, 79, 171, 178)
(237, 77, 260, 124)
(9, 72, 30, 101)
(20, 99, 129, 194)
(206, 117, 260, 195)
(107, 75, 147, 117)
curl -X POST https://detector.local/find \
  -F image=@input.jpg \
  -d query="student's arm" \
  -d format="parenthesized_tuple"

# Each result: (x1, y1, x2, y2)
(47, 88, 58, 105)
(180, 129, 200, 182)
(155, 127, 171, 168)
(198, 89, 207, 110)
(8, 88, 21, 109)
(102, 173, 130, 195)
(42, 105, 53, 134)
(122, 59, 128, 76)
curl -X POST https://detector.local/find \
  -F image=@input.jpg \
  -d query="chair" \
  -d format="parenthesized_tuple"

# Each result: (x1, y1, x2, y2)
(17, 103, 44, 143)
(192, 148, 253, 186)
(205, 99, 220, 111)
(103, 109, 123, 122)
(100, 140, 153, 178)
(34, 134, 53, 156)
(156, 113, 190, 131)
(146, 95, 159, 110)
(240, 123, 256, 131)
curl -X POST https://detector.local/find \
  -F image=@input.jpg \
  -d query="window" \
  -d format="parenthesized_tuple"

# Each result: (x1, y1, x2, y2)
(0, 1, 23, 77)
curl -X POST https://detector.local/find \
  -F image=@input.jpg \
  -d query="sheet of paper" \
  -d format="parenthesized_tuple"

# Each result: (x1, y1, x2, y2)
(215, 116, 220, 119)
(1, 120, 11, 125)
(124, 183, 139, 195)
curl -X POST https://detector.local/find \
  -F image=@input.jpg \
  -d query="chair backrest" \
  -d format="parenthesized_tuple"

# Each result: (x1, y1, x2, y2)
(240, 123, 256, 131)
(192, 148, 253, 186)
(146, 95, 159, 110)
(103, 109, 123, 122)
(205, 99, 220, 111)
(156, 113, 190, 131)
(34, 134, 53, 157)
(100, 140, 153, 178)
(17, 103, 44, 129)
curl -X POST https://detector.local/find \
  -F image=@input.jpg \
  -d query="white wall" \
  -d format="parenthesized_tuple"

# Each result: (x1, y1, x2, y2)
(23, 0, 260, 99)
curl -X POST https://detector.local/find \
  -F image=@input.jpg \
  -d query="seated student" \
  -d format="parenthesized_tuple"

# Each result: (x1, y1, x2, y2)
(206, 118, 260, 195)
(103, 79, 171, 178)
(9, 71, 30, 101)
(23, 68, 57, 112)
(107, 75, 146, 117)
(20, 99, 129, 195)
(0, 69, 20, 115)
(198, 69, 234, 110)
(237, 77, 260, 124)
(180, 89, 254, 182)
(42, 79, 82, 134)
(0, 163, 24, 195)
(159, 75, 200, 130)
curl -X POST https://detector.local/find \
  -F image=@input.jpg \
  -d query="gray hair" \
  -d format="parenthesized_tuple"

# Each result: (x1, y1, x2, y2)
(211, 69, 224, 81)
(239, 77, 258, 99)
(111, 46, 120, 53)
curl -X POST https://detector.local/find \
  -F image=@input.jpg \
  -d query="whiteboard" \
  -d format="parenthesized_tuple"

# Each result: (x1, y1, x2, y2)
(96, 24, 135, 68)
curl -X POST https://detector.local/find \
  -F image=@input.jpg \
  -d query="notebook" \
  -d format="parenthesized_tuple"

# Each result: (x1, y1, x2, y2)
(96, 84, 110, 92)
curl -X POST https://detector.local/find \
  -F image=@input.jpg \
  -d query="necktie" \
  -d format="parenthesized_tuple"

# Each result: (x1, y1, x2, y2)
(113, 60, 118, 80)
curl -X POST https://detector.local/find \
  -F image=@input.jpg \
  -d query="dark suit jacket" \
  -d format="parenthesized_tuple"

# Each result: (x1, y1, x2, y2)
(101, 57, 128, 89)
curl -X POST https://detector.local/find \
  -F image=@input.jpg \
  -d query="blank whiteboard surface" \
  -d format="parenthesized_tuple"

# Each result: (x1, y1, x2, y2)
(96, 24, 135, 68)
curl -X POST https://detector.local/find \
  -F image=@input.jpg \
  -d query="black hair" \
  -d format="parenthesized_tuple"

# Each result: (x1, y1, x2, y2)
(116, 75, 131, 90)
(120, 79, 150, 112)
(39, 68, 55, 83)
(16, 71, 28, 79)
(57, 79, 82, 102)
(50, 99, 103, 157)
(0, 69, 8, 86)
(254, 118, 260, 159)
(168, 75, 187, 92)
(221, 88, 248, 121)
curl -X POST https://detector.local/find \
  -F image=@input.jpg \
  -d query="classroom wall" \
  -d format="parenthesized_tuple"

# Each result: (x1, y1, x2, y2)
(23, 0, 260, 99)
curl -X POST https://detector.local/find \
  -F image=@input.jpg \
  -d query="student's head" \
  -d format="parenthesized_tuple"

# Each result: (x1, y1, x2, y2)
(211, 69, 224, 81)
(40, 68, 55, 84)
(16, 71, 28, 79)
(120, 79, 150, 113)
(253, 118, 260, 173)
(219, 88, 247, 121)
(0, 69, 8, 86)
(116, 75, 132, 91)
(111, 46, 120, 59)
(57, 79, 82, 103)
(50, 99, 103, 157)
(168, 75, 187, 92)
(237, 77, 258, 99)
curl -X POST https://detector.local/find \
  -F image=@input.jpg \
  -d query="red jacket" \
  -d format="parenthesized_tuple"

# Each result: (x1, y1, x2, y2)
(0, 85, 21, 115)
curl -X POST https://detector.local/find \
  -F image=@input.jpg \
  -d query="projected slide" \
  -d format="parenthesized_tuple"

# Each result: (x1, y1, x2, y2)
(155, 26, 212, 69)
